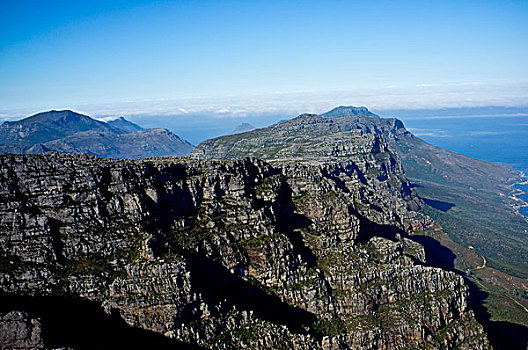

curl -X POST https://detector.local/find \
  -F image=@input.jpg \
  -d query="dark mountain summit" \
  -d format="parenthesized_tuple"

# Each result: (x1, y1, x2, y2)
(321, 105, 379, 118)
(26, 128, 193, 159)
(0, 110, 193, 158)
(11, 110, 105, 129)
(0, 110, 119, 152)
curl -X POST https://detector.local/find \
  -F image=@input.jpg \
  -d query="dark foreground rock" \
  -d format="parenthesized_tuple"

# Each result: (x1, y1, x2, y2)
(0, 311, 43, 349)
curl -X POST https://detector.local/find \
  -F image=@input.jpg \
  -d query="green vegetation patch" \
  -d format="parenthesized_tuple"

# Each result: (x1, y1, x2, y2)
(209, 323, 261, 347)
(416, 180, 528, 279)
(312, 317, 347, 337)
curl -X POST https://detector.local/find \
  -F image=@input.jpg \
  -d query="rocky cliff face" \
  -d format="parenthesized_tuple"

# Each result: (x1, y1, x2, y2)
(321, 106, 379, 118)
(191, 109, 528, 279)
(191, 110, 520, 192)
(0, 311, 43, 349)
(0, 153, 489, 349)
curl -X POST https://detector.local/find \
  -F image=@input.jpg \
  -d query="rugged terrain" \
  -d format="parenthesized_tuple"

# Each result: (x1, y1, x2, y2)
(192, 106, 528, 347)
(0, 152, 488, 349)
(192, 107, 528, 278)
(0, 110, 194, 158)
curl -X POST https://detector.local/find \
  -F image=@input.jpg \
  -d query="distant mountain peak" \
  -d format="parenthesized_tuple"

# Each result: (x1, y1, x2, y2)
(26, 110, 90, 123)
(107, 116, 143, 133)
(321, 106, 379, 118)
(0, 109, 193, 158)
(231, 122, 256, 134)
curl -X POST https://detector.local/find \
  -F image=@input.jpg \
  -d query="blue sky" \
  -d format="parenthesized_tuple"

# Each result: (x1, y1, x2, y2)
(1, 0, 527, 118)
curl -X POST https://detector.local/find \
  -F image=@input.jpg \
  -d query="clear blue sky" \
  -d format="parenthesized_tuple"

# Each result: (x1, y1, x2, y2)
(1, 0, 527, 116)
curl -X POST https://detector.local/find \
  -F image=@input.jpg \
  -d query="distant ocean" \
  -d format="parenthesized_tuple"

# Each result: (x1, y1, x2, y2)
(398, 114, 528, 217)
(515, 184, 528, 217)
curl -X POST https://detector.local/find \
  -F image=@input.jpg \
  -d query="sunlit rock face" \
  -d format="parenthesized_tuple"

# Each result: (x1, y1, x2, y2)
(0, 152, 489, 349)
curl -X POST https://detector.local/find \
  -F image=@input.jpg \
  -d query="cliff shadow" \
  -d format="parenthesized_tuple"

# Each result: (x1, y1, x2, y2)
(409, 234, 456, 271)
(140, 173, 319, 337)
(347, 204, 457, 271)
(176, 179, 319, 336)
(183, 251, 318, 336)
(272, 180, 317, 267)
(422, 197, 456, 212)
(465, 279, 528, 350)
(322, 163, 368, 189)
(350, 207, 403, 244)
(404, 233, 528, 350)
(346, 208, 528, 349)
(0, 295, 201, 350)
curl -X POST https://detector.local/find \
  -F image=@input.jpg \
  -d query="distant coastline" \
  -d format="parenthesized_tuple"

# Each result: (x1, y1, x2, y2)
(399, 112, 528, 219)
(513, 181, 528, 217)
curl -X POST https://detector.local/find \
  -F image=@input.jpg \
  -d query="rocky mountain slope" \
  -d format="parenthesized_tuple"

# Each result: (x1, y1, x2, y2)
(317, 108, 528, 279)
(0, 110, 118, 153)
(0, 110, 194, 158)
(193, 109, 519, 192)
(27, 128, 193, 159)
(107, 116, 144, 133)
(0, 153, 489, 349)
(191, 107, 528, 279)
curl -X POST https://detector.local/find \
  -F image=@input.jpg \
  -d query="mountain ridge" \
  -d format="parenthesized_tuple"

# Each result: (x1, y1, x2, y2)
(107, 116, 143, 133)
(191, 106, 527, 278)
(0, 105, 526, 348)
(0, 110, 193, 158)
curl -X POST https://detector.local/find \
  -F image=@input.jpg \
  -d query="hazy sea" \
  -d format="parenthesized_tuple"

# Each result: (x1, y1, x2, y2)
(400, 114, 528, 216)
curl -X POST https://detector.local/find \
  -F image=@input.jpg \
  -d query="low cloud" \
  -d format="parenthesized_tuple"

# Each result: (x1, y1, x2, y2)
(469, 131, 508, 136)
(413, 132, 450, 137)
(95, 115, 123, 122)
(407, 128, 450, 138)
(1, 81, 527, 122)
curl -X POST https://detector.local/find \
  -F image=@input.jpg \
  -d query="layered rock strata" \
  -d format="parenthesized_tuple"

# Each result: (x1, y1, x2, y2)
(0, 153, 488, 349)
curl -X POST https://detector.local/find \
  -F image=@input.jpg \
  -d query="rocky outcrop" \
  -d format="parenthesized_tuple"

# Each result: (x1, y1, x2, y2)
(191, 109, 520, 193)
(0, 153, 489, 349)
(107, 116, 143, 134)
(0, 311, 43, 349)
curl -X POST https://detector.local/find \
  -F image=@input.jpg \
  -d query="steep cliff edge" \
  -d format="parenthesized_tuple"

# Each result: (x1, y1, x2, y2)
(0, 153, 488, 349)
